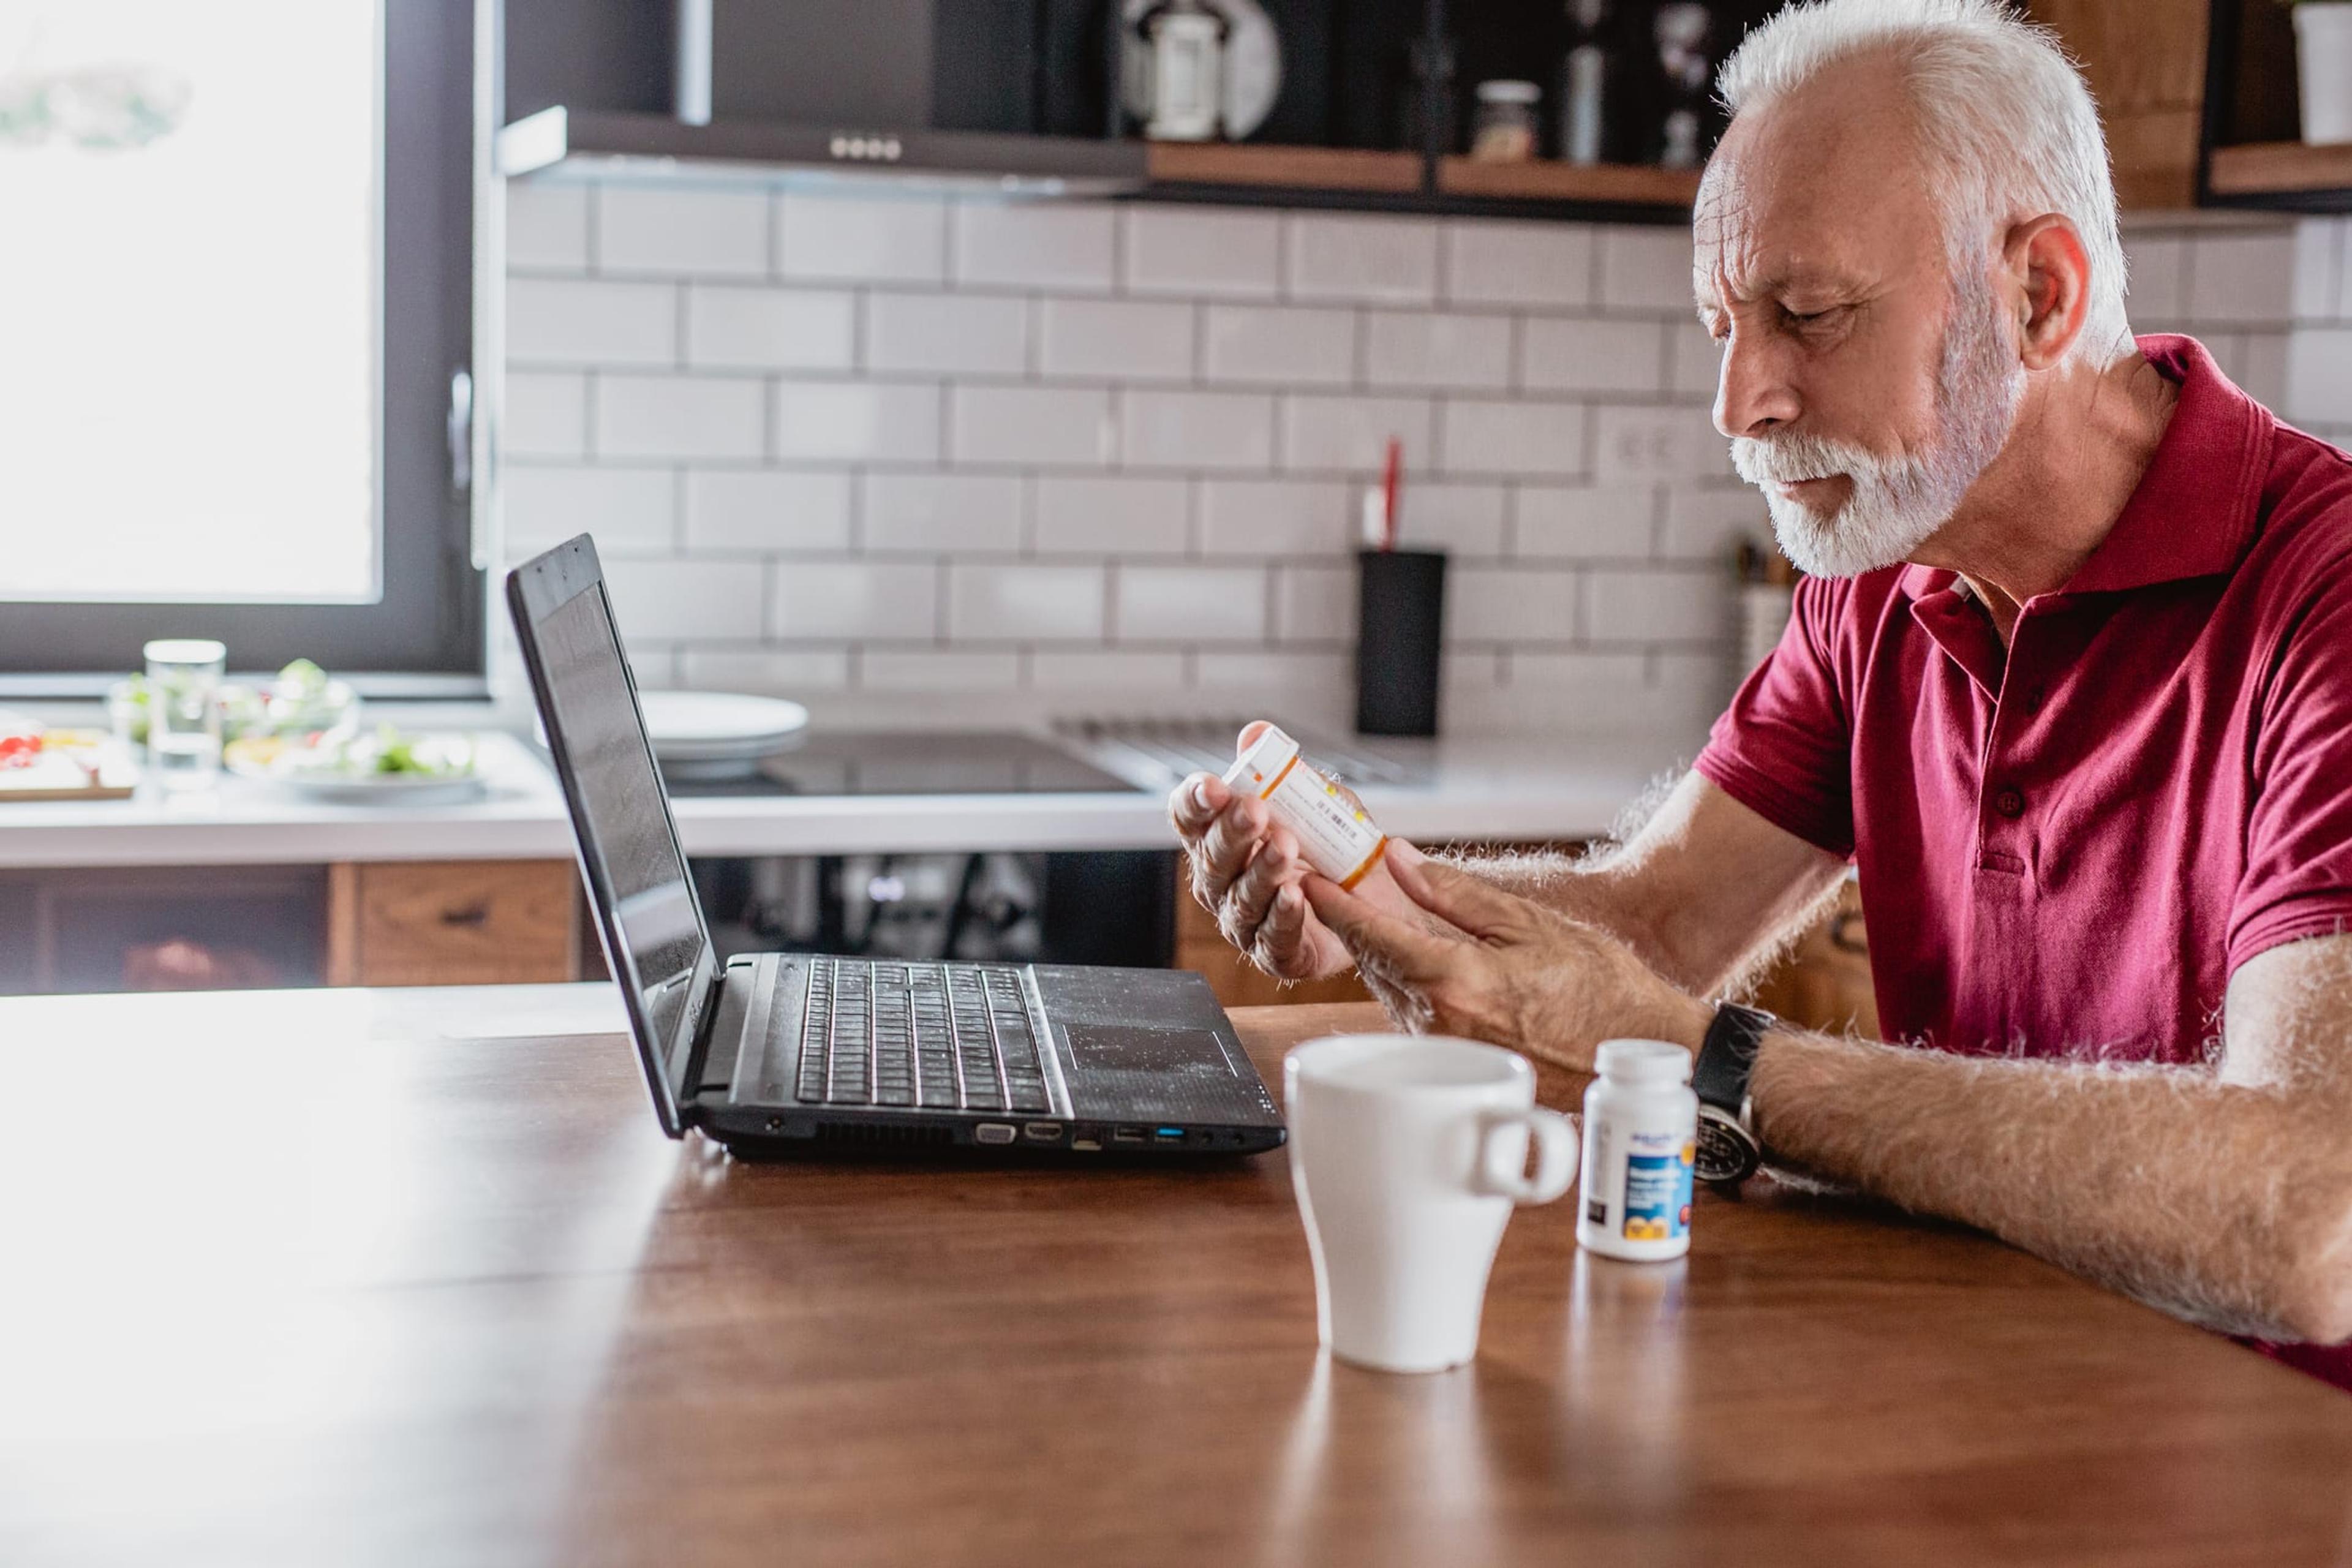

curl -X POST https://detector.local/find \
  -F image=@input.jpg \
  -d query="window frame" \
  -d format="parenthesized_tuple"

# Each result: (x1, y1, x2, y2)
(0, 0, 488, 698)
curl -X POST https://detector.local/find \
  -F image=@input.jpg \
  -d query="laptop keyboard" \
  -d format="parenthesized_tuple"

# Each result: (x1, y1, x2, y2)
(796, 957, 1052, 1114)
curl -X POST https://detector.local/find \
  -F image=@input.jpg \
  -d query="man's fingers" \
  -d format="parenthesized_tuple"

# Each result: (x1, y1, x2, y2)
(1254, 882, 1315, 977)
(1196, 793, 1270, 911)
(1169, 771, 1229, 836)
(1235, 720, 1274, 756)
(1226, 826, 1302, 945)
(1390, 854, 1534, 941)
(1306, 874, 1461, 985)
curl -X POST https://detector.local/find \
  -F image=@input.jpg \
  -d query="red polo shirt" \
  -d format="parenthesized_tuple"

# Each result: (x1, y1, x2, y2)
(1695, 336, 2352, 1390)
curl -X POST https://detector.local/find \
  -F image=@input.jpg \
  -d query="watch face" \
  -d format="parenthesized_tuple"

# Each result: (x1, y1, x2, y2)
(1694, 1104, 1760, 1184)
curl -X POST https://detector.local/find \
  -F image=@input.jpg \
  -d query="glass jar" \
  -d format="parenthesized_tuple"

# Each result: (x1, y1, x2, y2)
(143, 638, 226, 790)
(1471, 79, 1542, 162)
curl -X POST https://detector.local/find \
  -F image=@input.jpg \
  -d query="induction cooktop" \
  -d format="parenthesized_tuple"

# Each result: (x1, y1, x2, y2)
(659, 730, 1144, 798)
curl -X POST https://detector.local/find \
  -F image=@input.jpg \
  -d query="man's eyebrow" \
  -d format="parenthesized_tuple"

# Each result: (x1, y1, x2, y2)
(1695, 264, 1864, 313)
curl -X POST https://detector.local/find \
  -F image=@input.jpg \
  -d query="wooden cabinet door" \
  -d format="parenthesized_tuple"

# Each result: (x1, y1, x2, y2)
(2027, 0, 2210, 210)
(327, 861, 581, 987)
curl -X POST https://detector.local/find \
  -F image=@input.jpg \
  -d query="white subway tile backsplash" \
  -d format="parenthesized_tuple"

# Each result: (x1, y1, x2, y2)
(1396, 482, 1507, 556)
(1038, 298, 1195, 381)
(1442, 219, 1592, 309)
(1283, 394, 1435, 473)
(1122, 207, 1283, 297)
(1034, 475, 1189, 555)
(1668, 321, 1722, 399)
(508, 278, 676, 366)
(504, 464, 676, 552)
(954, 202, 1116, 292)
(1520, 317, 1666, 395)
(2336, 219, 2352, 318)
(1596, 225, 1697, 313)
(1193, 649, 1351, 698)
(2185, 229, 2296, 326)
(1197, 478, 1351, 557)
(685, 469, 854, 552)
(1117, 565, 1268, 642)
(775, 379, 942, 463)
(2122, 232, 2188, 322)
(601, 557, 766, 640)
(2237, 330, 2290, 409)
(595, 373, 766, 461)
(1364, 312, 1512, 391)
(1514, 486, 1653, 560)
(779, 192, 948, 284)
(1439, 400, 1587, 478)
(1584, 567, 1726, 644)
(1659, 485, 1769, 562)
(502, 372, 589, 459)
(1448, 567, 1578, 643)
(1593, 404, 1729, 483)
(685, 285, 856, 371)
(861, 649, 1022, 692)
(598, 187, 769, 277)
(1125, 390, 1275, 471)
(679, 647, 852, 693)
(507, 181, 589, 271)
(1286, 214, 1439, 304)
(954, 385, 1114, 467)
(864, 472, 1024, 553)
(1030, 649, 1188, 690)
(1273, 564, 1354, 643)
(2291, 219, 2345, 323)
(2286, 328, 2352, 426)
(774, 560, 939, 639)
(949, 563, 1107, 641)
(1200, 304, 1357, 387)
(865, 291, 1029, 375)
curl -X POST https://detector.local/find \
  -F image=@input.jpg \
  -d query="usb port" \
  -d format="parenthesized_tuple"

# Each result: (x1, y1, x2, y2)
(1111, 1126, 1147, 1144)
(1154, 1126, 1185, 1142)
(1023, 1121, 1063, 1143)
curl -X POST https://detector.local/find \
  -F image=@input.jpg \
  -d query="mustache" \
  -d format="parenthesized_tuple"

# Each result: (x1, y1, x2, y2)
(1730, 431, 1892, 486)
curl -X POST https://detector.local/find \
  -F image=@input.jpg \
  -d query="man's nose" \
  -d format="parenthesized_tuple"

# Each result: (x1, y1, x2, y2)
(1713, 330, 1801, 440)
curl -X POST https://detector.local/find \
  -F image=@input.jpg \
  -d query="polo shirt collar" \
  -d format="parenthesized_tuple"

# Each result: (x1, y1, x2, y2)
(1895, 333, 2270, 603)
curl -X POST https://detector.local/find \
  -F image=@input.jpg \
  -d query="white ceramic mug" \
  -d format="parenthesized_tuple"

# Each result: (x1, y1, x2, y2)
(1286, 1033, 1579, 1374)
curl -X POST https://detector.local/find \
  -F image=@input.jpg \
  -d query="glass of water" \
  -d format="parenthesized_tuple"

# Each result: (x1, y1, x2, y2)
(143, 638, 227, 790)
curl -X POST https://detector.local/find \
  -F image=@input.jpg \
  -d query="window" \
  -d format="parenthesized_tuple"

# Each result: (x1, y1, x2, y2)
(0, 0, 482, 692)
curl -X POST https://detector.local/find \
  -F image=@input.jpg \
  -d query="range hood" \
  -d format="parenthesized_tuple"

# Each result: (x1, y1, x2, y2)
(496, 107, 1145, 197)
(496, 0, 1144, 197)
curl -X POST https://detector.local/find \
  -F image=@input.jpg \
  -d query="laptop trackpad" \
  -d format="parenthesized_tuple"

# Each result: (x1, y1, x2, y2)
(1064, 1022, 1235, 1076)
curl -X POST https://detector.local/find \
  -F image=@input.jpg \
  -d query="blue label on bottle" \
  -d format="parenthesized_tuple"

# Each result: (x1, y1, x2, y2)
(1623, 1147, 1695, 1242)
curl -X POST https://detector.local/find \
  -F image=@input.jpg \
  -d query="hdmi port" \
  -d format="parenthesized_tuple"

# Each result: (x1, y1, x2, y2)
(1110, 1126, 1147, 1144)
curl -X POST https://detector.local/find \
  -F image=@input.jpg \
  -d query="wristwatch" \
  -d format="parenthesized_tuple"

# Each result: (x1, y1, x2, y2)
(1692, 1001, 1774, 1184)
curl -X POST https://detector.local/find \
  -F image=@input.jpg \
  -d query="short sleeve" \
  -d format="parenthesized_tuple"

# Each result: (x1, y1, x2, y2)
(2230, 560, 2352, 970)
(1693, 575, 1857, 858)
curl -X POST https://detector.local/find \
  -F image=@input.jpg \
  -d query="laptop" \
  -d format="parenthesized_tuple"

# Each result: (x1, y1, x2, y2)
(508, 534, 1285, 1159)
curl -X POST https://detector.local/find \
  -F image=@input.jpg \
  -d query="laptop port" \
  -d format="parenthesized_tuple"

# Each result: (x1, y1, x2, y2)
(1154, 1126, 1185, 1142)
(1023, 1121, 1063, 1143)
(1111, 1126, 1147, 1144)
(974, 1123, 1017, 1145)
(1072, 1137, 1102, 1152)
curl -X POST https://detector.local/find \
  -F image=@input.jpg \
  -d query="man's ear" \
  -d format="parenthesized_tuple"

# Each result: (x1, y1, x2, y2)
(2003, 213, 2092, 370)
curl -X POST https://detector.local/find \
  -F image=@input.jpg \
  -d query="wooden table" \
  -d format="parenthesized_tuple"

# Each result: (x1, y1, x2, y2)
(2, 986, 2348, 1567)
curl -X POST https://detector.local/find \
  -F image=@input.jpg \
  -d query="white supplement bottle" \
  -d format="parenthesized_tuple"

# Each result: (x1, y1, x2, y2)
(1577, 1039, 1699, 1262)
(1223, 725, 1390, 890)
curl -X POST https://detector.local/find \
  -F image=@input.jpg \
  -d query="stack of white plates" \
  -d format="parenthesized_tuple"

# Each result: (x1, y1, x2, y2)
(638, 692, 810, 778)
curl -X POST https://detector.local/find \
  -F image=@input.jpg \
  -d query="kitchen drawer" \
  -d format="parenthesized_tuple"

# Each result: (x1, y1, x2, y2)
(327, 860, 581, 988)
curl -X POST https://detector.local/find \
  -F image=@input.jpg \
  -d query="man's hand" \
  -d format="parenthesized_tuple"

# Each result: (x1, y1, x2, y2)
(1306, 853, 1709, 1072)
(1169, 722, 1357, 982)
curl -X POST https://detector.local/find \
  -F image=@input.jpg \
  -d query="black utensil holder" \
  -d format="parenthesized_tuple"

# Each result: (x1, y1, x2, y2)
(1354, 548, 1447, 737)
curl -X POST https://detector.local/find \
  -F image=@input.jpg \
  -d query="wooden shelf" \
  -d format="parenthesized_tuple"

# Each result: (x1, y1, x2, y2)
(1144, 141, 1423, 194)
(1437, 156, 1702, 208)
(2207, 140, 2352, 198)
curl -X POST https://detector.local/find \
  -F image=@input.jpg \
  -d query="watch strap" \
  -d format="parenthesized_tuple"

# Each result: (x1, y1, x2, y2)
(1694, 1001, 1774, 1117)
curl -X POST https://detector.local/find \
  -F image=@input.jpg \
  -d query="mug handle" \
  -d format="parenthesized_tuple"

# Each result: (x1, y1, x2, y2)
(1474, 1108, 1578, 1205)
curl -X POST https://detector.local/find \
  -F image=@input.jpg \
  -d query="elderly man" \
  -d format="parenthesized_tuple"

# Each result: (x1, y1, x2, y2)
(1172, 0, 2352, 1390)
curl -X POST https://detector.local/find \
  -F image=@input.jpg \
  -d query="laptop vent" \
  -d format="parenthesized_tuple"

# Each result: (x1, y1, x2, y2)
(813, 1121, 956, 1149)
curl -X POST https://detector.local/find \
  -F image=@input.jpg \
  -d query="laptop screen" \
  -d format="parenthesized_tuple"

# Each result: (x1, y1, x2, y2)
(510, 538, 713, 1133)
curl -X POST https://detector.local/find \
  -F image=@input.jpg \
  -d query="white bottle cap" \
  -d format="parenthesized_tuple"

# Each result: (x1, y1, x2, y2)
(1222, 724, 1301, 798)
(1594, 1038, 1693, 1085)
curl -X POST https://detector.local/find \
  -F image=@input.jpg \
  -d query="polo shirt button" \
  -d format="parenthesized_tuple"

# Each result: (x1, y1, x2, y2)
(1994, 788, 2026, 819)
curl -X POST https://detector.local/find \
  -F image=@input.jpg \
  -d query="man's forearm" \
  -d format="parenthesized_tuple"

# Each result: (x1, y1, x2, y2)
(1750, 1026, 2352, 1343)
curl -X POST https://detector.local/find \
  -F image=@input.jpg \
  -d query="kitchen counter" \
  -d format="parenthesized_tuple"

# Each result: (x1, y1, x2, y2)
(0, 727, 1699, 869)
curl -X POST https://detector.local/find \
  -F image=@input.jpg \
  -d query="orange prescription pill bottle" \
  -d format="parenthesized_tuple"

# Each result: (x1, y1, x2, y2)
(1221, 726, 1390, 890)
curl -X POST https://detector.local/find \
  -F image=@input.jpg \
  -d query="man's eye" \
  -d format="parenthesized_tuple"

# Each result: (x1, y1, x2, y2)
(1784, 306, 1843, 328)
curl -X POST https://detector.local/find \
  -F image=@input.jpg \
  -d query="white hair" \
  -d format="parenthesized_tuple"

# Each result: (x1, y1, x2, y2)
(1716, 0, 2132, 361)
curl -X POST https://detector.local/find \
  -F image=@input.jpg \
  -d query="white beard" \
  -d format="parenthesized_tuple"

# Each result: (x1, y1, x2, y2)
(1730, 266, 2026, 579)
